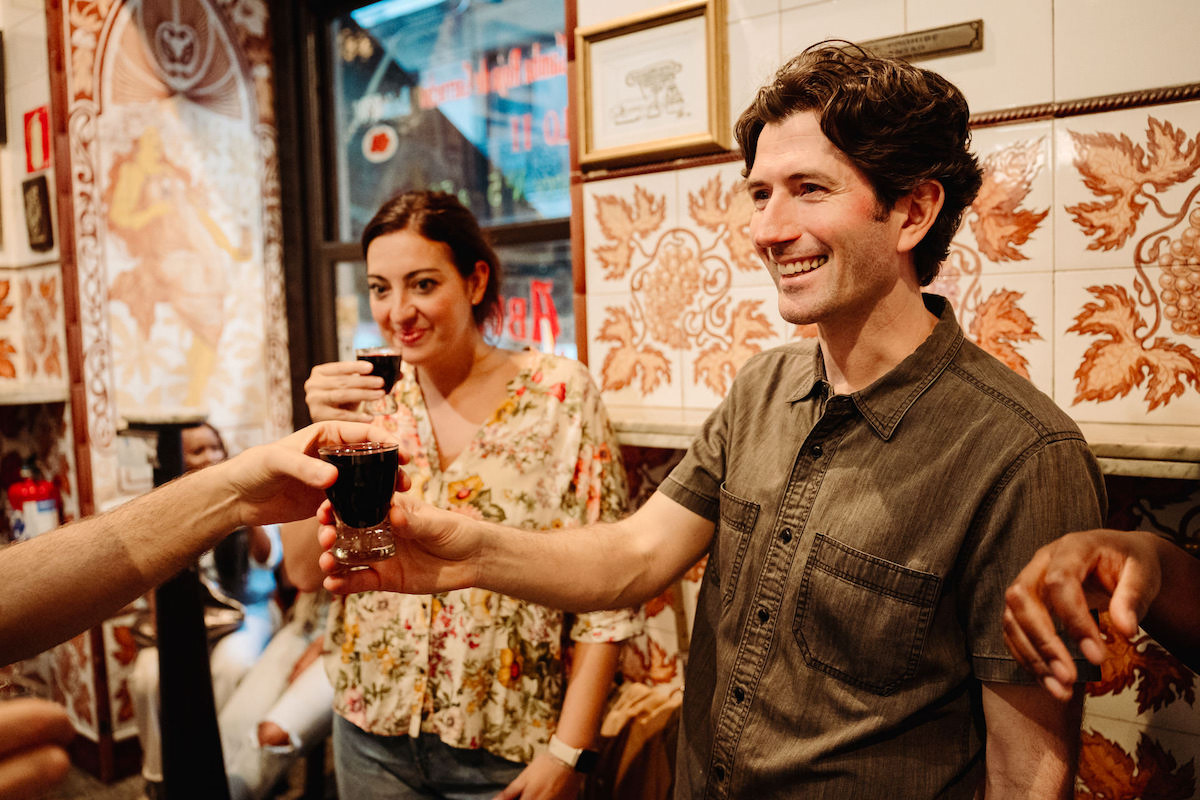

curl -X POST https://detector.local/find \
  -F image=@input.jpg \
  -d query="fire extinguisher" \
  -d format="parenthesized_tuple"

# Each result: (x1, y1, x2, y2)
(5, 458, 61, 542)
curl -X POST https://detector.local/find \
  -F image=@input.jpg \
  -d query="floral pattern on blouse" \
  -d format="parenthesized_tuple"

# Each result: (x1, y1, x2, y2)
(324, 351, 640, 764)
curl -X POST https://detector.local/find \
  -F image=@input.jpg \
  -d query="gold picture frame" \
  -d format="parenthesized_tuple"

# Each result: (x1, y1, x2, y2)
(575, 0, 729, 170)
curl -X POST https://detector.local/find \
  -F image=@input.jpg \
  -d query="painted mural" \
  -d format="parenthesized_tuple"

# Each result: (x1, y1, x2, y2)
(63, 0, 290, 502)
(58, 0, 289, 750)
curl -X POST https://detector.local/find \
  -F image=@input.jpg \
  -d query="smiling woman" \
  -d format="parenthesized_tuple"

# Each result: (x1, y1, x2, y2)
(284, 191, 639, 800)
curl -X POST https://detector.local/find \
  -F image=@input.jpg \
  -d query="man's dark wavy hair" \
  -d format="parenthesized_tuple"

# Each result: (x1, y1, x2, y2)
(735, 41, 983, 286)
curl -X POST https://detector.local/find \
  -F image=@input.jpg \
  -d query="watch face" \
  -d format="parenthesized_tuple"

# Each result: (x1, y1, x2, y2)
(575, 749, 600, 773)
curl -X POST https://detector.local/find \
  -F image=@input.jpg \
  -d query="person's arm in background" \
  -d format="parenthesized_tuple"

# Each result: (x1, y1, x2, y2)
(0, 421, 402, 666)
(1004, 529, 1200, 698)
(0, 698, 75, 800)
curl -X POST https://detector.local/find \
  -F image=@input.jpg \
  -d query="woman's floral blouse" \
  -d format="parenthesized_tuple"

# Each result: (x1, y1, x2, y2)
(324, 351, 640, 764)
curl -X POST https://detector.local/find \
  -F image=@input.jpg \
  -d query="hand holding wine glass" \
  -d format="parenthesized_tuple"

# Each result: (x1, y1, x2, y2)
(355, 347, 403, 415)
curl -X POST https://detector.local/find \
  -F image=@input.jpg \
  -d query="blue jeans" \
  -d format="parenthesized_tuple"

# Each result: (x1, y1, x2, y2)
(333, 715, 526, 800)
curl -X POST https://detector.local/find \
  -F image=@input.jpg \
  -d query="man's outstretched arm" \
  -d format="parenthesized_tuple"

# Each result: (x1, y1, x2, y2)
(0, 421, 402, 666)
(321, 489, 715, 613)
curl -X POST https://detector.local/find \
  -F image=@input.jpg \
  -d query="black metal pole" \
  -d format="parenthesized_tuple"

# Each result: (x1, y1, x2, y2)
(129, 418, 230, 800)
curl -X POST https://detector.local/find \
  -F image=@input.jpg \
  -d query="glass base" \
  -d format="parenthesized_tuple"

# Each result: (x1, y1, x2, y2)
(332, 524, 396, 564)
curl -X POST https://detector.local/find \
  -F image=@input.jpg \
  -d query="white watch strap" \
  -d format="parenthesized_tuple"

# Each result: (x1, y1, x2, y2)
(547, 734, 582, 768)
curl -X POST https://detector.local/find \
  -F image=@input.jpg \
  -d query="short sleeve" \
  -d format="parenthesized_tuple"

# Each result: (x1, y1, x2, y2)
(961, 436, 1106, 684)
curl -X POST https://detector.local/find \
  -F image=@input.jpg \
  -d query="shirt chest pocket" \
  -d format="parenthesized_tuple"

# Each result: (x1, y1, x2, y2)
(793, 532, 941, 696)
(712, 484, 760, 608)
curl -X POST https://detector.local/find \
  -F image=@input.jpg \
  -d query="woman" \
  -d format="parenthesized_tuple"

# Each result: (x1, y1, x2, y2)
(284, 191, 638, 800)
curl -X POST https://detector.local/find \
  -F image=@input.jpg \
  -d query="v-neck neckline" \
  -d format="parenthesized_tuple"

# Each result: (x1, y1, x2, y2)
(415, 349, 541, 476)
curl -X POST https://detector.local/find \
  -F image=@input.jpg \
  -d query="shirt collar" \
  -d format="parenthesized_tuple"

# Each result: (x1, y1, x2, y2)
(789, 294, 964, 439)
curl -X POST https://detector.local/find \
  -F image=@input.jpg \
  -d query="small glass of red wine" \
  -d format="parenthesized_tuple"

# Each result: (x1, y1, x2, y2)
(317, 441, 401, 565)
(356, 347, 403, 415)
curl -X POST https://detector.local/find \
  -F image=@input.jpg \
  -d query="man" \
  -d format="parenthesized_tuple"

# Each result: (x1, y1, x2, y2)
(1004, 527, 1200, 700)
(0, 420, 403, 800)
(324, 42, 1105, 798)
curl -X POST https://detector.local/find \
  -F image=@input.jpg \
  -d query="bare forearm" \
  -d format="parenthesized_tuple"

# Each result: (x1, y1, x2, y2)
(0, 466, 241, 665)
(983, 682, 1082, 799)
(1142, 535, 1200, 671)
(554, 641, 621, 748)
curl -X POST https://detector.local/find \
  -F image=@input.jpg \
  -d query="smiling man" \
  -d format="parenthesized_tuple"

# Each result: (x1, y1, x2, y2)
(322, 42, 1106, 799)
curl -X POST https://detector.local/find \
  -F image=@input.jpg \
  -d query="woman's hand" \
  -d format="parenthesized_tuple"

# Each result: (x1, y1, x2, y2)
(304, 360, 385, 423)
(492, 752, 583, 800)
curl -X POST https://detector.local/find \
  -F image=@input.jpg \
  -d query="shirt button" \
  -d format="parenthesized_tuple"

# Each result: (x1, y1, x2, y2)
(779, 528, 792, 543)
(713, 764, 726, 781)
(811, 444, 824, 458)
(733, 686, 745, 703)
(757, 607, 769, 624)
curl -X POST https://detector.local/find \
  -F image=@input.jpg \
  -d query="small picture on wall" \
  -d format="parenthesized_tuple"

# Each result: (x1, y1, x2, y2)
(23, 175, 54, 252)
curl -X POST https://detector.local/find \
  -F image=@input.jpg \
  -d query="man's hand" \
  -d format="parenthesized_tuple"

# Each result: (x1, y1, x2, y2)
(319, 494, 481, 596)
(1003, 529, 1162, 701)
(221, 421, 410, 528)
(0, 698, 75, 800)
(304, 361, 384, 423)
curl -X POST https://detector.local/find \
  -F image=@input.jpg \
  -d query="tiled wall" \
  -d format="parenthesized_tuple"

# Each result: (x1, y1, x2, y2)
(576, 0, 1200, 794)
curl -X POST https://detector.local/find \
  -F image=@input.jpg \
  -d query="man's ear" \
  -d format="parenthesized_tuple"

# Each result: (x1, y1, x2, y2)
(895, 180, 945, 255)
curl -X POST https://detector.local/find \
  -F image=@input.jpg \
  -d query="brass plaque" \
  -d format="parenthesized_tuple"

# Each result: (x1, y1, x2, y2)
(861, 20, 983, 62)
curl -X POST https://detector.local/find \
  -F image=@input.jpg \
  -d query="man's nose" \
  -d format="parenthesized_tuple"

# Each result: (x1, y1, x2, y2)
(751, 197, 797, 252)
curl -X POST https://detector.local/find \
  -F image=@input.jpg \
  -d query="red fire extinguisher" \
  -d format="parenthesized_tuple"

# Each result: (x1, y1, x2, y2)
(5, 458, 61, 542)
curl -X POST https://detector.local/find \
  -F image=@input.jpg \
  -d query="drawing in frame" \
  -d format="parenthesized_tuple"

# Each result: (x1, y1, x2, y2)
(575, 0, 728, 170)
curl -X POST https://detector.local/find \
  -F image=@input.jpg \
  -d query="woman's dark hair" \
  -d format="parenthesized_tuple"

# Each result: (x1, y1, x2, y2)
(361, 191, 503, 328)
(735, 41, 983, 286)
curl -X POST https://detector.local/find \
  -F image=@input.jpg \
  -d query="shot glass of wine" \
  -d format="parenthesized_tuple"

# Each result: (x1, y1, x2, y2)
(356, 347, 403, 415)
(317, 441, 401, 566)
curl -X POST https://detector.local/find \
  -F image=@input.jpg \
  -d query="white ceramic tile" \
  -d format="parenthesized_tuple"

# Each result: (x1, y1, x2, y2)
(680, 285, 789, 411)
(1054, 0, 1200, 103)
(577, 0, 668, 31)
(954, 121, 1055, 275)
(727, 0, 777, 25)
(954, 270, 1055, 398)
(1077, 715, 1200, 794)
(582, 171, 680, 296)
(675, 161, 775, 290)
(727, 15, 784, 133)
(5, 11, 50, 87)
(586, 289, 686, 412)
(906, 0, 1053, 114)
(778, 0, 904, 52)
(1054, 268, 1200, 425)
(1053, 101, 1200, 271)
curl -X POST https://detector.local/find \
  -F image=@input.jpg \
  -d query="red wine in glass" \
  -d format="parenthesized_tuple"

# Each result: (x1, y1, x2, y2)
(318, 442, 401, 564)
(356, 347, 402, 414)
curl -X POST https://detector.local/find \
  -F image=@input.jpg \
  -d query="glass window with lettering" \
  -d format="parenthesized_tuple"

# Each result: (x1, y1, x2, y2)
(331, 0, 570, 237)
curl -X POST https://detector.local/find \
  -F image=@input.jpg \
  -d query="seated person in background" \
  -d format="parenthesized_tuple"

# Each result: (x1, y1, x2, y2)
(1004, 527, 1200, 700)
(0, 420, 404, 800)
(131, 422, 282, 800)
(220, 589, 335, 800)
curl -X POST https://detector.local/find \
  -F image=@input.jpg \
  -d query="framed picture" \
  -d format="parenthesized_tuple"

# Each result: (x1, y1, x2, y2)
(23, 175, 54, 252)
(575, 0, 728, 169)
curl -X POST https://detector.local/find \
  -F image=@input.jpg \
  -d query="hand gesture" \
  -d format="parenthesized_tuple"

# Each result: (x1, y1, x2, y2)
(0, 698, 74, 800)
(222, 421, 410, 528)
(319, 493, 481, 596)
(1002, 528, 1162, 701)
(304, 361, 386, 423)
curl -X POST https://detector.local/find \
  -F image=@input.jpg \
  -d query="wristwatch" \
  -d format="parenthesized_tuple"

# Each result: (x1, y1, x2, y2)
(548, 734, 600, 773)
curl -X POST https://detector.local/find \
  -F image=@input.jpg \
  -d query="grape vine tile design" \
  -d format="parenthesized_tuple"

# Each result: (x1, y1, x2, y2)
(1060, 112, 1200, 411)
